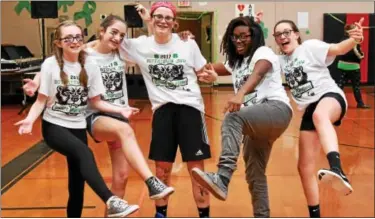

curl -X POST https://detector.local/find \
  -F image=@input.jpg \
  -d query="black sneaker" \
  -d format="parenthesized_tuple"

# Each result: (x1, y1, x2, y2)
(146, 176, 175, 200)
(317, 168, 353, 195)
(191, 167, 228, 201)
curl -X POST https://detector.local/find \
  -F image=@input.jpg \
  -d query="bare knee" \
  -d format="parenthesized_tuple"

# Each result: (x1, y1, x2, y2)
(116, 123, 135, 140)
(312, 110, 329, 127)
(297, 158, 315, 178)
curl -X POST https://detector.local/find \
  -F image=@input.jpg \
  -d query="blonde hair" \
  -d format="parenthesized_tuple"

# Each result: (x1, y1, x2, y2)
(53, 20, 88, 87)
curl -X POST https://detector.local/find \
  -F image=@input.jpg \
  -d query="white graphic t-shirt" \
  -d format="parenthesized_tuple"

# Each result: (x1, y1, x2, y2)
(85, 47, 129, 117)
(120, 34, 206, 112)
(39, 56, 105, 129)
(279, 39, 347, 110)
(224, 46, 291, 109)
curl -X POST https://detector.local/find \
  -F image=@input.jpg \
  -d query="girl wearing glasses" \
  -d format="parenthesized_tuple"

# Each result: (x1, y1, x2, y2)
(15, 20, 140, 218)
(190, 16, 293, 218)
(119, 2, 217, 218)
(21, 15, 175, 217)
(273, 19, 364, 217)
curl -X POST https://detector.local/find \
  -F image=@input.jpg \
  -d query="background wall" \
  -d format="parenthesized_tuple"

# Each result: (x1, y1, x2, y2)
(1, 1, 373, 83)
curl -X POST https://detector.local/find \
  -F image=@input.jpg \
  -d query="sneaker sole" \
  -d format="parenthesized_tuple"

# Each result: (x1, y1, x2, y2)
(191, 168, 227, 201)
(108, 205, 139, 218)
(317, 169, 353, 196)
(150, 187, 175, 200)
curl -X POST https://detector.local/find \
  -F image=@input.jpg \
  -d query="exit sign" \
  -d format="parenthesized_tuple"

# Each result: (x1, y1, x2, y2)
(177, 0, 191, 7)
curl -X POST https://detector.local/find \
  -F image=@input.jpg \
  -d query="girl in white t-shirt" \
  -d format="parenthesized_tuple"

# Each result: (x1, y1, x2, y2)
(273, 19, 364, 217)
(190, 16, 293, 218)
(85, 15, 174, 216)
(15, 20, 139, 218)
(119, 2, 216, 218)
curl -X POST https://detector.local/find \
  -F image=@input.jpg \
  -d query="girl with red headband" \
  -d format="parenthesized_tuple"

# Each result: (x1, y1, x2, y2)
(120, 1, 217, 218)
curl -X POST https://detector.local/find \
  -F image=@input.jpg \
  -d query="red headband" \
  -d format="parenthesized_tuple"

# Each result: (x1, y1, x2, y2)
(150, 1, 177, 17)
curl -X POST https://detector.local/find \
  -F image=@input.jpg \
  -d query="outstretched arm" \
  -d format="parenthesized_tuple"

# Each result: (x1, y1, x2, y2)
(210, 63, 232, 76)
(328, 18, 364, 56)
(23, 72, 41, 97)
(15, 93, 47, 135)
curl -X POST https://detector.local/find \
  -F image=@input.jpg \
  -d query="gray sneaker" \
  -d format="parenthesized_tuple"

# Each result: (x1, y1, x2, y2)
(146, 176, 175, 200)
(106, 196, 139, 218)
(191, 167, 228, 201)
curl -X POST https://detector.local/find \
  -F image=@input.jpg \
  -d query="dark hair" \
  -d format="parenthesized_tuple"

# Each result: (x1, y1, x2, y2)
(221, 16, 265, 69)
(273, 20, 302, 45)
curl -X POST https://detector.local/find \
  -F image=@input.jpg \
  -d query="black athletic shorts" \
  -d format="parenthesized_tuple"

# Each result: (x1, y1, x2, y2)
(149, 103, 211, 162)
(300, 92, 347, 131)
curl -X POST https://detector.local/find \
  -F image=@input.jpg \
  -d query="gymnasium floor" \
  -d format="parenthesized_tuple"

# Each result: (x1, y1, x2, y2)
(1, 86, 374, 217)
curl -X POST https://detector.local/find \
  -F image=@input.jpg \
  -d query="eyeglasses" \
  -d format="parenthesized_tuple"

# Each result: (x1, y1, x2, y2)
(231, 34, 251, 42)
(273, 30, 294, 39)
(153, 14, 175, 23)
(60, 35, 84, 43)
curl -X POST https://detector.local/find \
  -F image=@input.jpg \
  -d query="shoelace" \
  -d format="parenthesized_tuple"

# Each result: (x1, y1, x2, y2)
(210, 173, 219, 184)
(112, 199, 128, 210)
(150, 178, 166, 192)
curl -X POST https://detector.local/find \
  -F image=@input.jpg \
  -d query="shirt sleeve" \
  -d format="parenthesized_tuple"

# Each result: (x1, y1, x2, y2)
(189, 39, 207, 71)
(252, 46, 279, 71)
(119, 36, 147, 62)
(85, 61, 106, 98)
(223, 61, 233, 74)
(304, 39, 335, 66)
(38, 58, 53, 97)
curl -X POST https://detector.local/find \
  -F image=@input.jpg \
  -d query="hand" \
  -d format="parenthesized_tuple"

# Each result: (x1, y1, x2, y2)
(135, 4, 151, 21)
(23, 78, 38, 97)
(197, 63, 218, 83)
(348, 17, 364, 43)
(120, 107, 140, 119)
(223, 93, 244, 113)
(254, 10, 264, 23)
(14, 118, 33, 135)
(178, 30, 195, 41)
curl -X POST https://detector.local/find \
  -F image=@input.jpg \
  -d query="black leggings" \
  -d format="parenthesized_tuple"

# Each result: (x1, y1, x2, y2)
(42, 120, 113, 217)
(337, 69, 365, 105)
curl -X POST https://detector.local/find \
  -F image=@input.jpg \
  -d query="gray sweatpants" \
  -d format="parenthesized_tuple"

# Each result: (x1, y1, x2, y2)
(217, 100, 292, 217)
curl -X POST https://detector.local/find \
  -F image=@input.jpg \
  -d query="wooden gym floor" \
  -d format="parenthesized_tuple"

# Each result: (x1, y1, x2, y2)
(1, 86, 374, 217)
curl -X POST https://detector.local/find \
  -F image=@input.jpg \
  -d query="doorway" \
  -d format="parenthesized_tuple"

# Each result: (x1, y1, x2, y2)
(176, 11, 214, 63)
